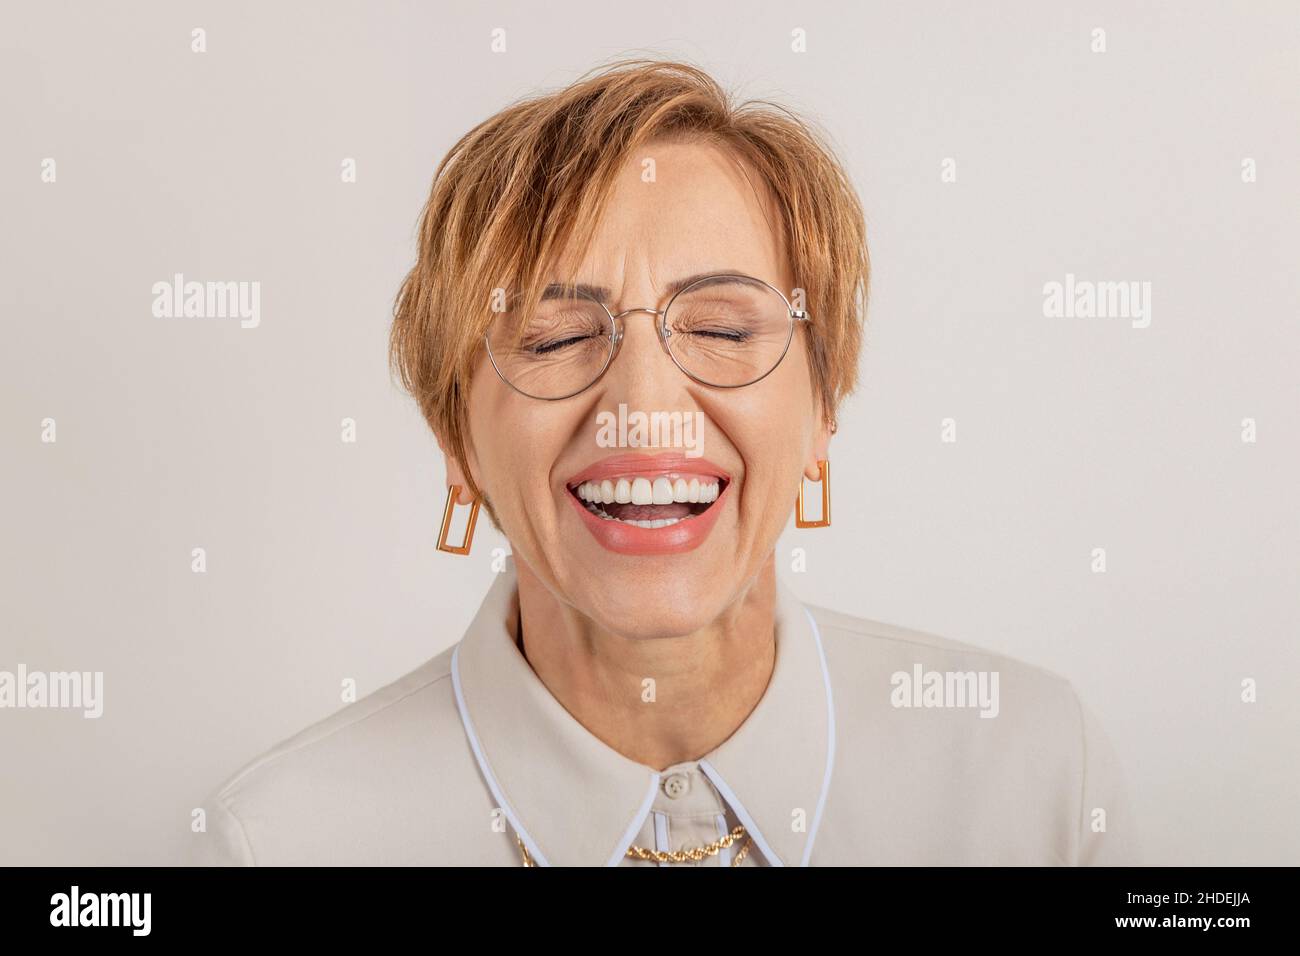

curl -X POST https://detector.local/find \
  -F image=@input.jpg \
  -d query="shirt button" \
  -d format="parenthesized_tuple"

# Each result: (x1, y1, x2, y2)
(662, 773, 690, 799)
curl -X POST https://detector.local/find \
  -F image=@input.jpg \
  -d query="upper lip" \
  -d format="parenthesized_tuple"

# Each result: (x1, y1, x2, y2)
(564, 452, 731, 491)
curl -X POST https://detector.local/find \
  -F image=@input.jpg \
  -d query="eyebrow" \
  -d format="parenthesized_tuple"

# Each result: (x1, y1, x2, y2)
(539, 271, 761, 303)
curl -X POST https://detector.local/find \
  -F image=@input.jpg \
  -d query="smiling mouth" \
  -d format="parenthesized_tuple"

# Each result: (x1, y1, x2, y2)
(567, 475, 727, 529)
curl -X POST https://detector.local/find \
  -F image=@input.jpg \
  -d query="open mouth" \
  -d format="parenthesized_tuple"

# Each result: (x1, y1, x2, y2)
(567, 474, 728, 529)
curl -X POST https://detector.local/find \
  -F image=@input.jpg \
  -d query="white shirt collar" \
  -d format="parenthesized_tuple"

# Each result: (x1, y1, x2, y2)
(451, 558, 835, 866)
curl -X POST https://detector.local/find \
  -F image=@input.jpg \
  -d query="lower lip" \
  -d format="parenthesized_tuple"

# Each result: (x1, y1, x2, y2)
(565, 483, 730, 555)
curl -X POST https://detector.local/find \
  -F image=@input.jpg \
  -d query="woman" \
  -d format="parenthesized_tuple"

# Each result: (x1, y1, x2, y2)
(194, 59, 1138, 866)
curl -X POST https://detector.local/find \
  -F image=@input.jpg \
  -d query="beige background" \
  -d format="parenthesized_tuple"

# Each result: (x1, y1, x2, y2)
(2, 0, 1297, 865)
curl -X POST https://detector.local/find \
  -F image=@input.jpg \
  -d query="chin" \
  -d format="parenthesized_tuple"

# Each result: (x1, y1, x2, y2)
(568, 573, 736, 640)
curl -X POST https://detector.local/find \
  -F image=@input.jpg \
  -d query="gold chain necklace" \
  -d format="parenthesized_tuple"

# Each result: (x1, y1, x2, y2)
(516, 825, 754, 867)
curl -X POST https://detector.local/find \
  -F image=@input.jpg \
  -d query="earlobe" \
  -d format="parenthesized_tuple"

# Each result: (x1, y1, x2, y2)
(804, 416, 836, 480)
(438, 433, 479, 505)
(445, 458, 477, 505)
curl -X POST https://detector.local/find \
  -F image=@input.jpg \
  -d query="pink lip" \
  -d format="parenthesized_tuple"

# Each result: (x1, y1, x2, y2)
(562, 453, 732, 556)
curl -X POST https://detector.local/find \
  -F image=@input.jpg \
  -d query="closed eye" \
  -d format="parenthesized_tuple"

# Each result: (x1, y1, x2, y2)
(529, 334, 598, 355)
(688, 328, 752, 343)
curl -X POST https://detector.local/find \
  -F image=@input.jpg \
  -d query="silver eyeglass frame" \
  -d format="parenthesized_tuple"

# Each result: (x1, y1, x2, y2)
(483, 272, 810, 401)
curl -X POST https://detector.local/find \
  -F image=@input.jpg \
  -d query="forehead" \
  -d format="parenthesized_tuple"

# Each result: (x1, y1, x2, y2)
(553, 139, 790, 293)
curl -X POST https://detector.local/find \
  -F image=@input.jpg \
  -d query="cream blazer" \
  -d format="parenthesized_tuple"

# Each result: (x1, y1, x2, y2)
(192, 561, 1140, 866)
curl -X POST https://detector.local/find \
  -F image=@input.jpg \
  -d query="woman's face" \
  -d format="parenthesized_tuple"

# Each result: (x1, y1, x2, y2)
(455, 139, 830, 638)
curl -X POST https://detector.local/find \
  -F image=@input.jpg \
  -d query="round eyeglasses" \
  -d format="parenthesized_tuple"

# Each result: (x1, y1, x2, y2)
(484, 273, 809, 401)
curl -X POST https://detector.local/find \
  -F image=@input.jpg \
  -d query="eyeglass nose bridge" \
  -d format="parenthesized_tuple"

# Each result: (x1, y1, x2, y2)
(610, 307, 665, 318)
(607, 306, 674, 349)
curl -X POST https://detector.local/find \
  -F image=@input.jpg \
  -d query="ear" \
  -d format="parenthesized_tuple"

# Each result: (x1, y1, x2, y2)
(804, 414, 835, 481)
(435, 432, 479, 506)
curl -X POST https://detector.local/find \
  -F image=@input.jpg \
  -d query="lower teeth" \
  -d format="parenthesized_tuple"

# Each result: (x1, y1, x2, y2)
(585, 503, 691, 529)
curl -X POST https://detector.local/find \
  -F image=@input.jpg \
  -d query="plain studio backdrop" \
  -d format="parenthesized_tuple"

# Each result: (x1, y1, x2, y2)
(1, 1, 1297, 866)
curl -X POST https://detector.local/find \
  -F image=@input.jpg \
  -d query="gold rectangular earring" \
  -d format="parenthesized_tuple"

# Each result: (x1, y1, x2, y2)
(795, 460, 831, 528)
(437, 486, 481, 555)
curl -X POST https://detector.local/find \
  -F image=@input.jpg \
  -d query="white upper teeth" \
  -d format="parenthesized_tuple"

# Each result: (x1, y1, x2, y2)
(574, 476, 720, 505)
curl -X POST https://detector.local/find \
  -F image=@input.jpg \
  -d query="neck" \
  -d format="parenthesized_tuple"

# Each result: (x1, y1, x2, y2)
(512, 558, 778, 772)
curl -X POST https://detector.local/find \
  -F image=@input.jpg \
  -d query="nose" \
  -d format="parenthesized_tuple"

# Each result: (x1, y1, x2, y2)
(597, 304, 684, 413)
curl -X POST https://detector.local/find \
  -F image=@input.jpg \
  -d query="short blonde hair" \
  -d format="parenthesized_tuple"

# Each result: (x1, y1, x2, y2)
(390, 57, 869, 500)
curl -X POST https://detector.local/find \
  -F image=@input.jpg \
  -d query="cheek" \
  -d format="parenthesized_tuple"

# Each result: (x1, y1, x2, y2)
(733, 340, 816, 452)
(465, 365, 573, 507)
(722, 386, 815, 512)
